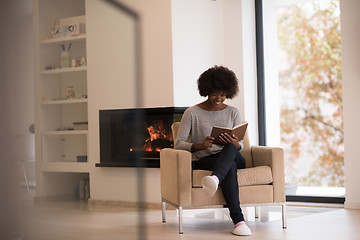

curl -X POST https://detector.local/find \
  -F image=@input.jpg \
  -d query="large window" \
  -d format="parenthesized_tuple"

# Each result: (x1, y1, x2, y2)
(263, 0, 344, 201)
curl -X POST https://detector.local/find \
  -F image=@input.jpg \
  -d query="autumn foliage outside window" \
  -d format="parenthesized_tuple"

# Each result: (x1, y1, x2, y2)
(277, 0, 343, 188)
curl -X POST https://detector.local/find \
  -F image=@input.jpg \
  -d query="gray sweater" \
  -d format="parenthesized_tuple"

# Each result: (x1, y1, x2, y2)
(174, 105, 243, 161)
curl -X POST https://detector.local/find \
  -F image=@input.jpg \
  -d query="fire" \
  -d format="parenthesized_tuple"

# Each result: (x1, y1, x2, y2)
(147, 126, 161, 141)
(143, 120, 173, 152)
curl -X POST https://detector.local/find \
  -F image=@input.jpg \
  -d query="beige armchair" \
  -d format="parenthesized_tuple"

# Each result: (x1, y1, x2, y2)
(160, 122, 286, 234)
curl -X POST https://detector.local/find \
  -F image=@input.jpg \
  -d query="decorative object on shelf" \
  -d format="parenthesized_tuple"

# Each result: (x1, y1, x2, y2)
(44, 65, 60, 70)
(79, 56, 86, 66)
(56, 127, 74, 131)
(70, 57, 86, 68)
(66, 86, 75, 99)
(78, 177, 85, 199)
(84, 177, 90, 200)
(76, 175, 90, 200)
(73, 122, 88, 130)
(50, 19, 61, 39)
(51, 97, 67, 101)
(68, 22, 86, 36)
(71, 58, 77, 68)
(60, 43, 71, 68)
(59, 15, 86, 37)
(76, 155, 87, 162)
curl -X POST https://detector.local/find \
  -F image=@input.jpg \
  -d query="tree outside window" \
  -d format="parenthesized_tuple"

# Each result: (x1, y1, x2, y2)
(277, 0, 343, 191)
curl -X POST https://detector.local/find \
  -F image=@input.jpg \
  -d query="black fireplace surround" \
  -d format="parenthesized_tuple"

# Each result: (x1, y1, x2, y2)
(96, 107, 187, 168)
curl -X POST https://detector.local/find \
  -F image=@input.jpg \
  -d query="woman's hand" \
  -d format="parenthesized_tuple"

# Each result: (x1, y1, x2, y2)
(191, 136, 214, 152)
(203, 136, 214, 149)
(219, 133, 241, 149)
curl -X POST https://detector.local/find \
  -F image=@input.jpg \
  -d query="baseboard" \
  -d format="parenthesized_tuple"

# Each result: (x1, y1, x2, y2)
(88, 199, 163, 210)
(345, 201, 360, 209)
(33, 194, 77, 204)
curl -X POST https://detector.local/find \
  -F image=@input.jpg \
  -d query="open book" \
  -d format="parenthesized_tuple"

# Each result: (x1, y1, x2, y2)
(210, 122, 248, 145)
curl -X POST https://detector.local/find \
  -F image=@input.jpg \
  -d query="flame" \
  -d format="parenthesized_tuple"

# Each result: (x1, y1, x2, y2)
(147, 126, 161, 141)
(143, 121, 172, 152)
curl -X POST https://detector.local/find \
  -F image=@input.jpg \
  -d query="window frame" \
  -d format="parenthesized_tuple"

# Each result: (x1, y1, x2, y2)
(255, 0, 345, 204)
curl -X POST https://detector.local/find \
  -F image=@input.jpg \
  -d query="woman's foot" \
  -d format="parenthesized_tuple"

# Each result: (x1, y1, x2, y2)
(201, 175, 219, 196)
(232, 221, 252, 236)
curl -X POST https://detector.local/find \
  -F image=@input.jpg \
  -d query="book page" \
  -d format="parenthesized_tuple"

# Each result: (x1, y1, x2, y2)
(210, 122, 248, 145)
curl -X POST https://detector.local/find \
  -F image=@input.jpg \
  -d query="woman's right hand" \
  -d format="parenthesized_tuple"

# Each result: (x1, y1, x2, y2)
(203, 136, 214, 149)
(191, 136, 214, 152)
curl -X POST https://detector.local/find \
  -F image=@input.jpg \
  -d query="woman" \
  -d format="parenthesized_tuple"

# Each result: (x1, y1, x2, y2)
(174, 66, 251, 236)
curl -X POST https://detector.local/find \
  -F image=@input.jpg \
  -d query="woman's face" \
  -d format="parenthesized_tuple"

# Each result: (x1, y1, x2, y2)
(207, 91, 227, 106)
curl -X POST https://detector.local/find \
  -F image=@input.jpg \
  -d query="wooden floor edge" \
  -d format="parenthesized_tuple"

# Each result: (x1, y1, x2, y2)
(88, 199, 163, 210)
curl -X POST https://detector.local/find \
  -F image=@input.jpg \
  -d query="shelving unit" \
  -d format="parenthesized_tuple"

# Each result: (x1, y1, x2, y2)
(40, 65, 87, 75)
(41, 98, 88, 105)
(34, 0, 89, 200)
(42, 130, 88, 136)
(40, 34, 87, 44)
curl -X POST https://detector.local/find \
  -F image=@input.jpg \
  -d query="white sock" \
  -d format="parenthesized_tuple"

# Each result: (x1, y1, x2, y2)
(202, 175, 218, 196)
(211, 175, 219, 185)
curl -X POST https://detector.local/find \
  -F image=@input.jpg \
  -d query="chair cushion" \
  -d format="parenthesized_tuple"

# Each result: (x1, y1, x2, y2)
(192, 166, 273, 187)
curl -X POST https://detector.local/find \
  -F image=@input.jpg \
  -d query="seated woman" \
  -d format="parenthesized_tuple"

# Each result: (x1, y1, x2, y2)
(174, 65, 251, 236)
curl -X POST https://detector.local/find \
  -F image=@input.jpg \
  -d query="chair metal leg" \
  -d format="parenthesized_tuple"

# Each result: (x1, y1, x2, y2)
(282, 204, 287, 229)
(161, 200, 166, 223)
(255, 206, 261, 219)
(178, 206, 183, 234)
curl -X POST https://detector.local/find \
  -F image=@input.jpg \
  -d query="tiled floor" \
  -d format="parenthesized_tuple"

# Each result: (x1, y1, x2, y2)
(18, 190, 360, 240)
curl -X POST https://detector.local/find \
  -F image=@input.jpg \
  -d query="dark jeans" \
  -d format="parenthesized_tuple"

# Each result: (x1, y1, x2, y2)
(192, 143, 246, 224)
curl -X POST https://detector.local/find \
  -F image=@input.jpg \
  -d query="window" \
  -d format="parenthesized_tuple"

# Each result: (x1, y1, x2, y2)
(261, 0, 344, 202)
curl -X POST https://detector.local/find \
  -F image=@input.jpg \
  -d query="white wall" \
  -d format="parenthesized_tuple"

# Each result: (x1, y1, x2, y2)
(172, 0, 258, 144)
(86, 0, 138, 202)
(172, 0, 225, 107)
(223, 0, 244, 114)
(87, 0, 173, 203)
(340, 0, 360, 209)
(233, 0, 258, 145)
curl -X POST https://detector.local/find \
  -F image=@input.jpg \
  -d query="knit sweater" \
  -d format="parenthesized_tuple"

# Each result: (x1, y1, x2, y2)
(174, 105, 243, 161)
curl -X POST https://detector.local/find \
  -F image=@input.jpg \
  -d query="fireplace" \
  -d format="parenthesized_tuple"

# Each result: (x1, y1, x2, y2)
(96, 107, 187, 168)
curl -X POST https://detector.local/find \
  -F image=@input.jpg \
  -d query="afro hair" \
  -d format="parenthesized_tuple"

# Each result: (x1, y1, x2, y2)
(197, 65, 239, 99)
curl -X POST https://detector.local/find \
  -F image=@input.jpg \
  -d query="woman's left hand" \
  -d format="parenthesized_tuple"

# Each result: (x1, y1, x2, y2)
(219, 133, 241, 149)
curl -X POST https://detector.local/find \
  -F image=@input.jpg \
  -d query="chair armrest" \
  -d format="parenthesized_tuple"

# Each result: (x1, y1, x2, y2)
(160, 148, 192, 206)
(251, 146, 286, 202)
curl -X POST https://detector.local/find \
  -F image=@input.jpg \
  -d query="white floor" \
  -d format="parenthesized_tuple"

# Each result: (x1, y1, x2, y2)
(290, 186, 345, 197)
(16, 189, 360, 240)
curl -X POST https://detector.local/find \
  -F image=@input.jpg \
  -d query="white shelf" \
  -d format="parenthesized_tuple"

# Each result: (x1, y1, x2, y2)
(40, 34, 86, 45)
(42, 130, 88, 136)
(34, 1, 89, 198)
(41, 66, 87, 75)
(42, 98, 88, 105)
(41, 162, 90, 173)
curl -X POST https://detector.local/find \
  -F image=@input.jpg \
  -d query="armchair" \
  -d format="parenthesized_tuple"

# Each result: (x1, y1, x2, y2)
(160, 122, 286, 234)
